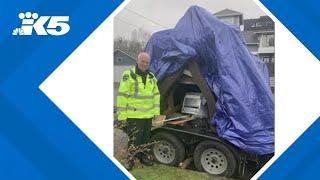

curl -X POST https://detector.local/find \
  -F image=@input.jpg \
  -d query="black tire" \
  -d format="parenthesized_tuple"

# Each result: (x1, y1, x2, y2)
(194, 140, 237, 177)
(150, 131, 185, 166)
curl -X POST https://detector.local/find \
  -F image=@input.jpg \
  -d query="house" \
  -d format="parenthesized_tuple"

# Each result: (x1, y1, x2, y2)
(244, 16, 275, 93)
(244, 16, 274, 55)
(215, 9, 275, 93)
(114, 49, 136, 102)
(214, 9, 244, 29)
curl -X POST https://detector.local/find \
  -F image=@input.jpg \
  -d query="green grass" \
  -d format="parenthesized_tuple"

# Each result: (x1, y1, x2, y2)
(130, 163, 210, 180)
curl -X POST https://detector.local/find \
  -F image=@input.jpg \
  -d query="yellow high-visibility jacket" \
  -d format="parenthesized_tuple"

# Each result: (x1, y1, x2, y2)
(117, 67, 160, 120)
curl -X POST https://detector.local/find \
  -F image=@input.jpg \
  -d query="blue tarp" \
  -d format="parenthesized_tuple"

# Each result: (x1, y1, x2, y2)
(145, 6, 274, 155)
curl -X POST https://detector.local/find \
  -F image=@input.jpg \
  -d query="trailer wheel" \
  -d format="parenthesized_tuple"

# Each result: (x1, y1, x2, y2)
(194, 140, 237, 177)
(150, 132, 185, 166)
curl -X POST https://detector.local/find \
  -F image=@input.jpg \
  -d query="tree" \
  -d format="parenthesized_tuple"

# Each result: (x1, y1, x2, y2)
(114, 28, 151, 58)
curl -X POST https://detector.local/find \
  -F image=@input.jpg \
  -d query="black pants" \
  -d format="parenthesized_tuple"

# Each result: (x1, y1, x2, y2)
(125, 118, 152, 147)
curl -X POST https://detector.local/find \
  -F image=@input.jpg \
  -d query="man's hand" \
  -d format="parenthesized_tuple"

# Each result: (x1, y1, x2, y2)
(152, 115, 166, 127)
(154, 115, 165, 121)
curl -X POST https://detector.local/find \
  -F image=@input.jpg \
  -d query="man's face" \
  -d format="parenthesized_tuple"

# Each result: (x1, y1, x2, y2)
(137, 53, 150, 72)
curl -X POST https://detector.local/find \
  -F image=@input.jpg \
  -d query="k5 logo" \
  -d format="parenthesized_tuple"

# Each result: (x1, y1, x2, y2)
(12, 12, 70, 36)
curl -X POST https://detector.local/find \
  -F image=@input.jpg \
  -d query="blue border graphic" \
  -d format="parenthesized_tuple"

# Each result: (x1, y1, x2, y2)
(0, 0, 128, 179)
(260, 0, 320, 179)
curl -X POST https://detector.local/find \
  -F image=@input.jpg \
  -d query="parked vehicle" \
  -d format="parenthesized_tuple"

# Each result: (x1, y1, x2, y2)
(150, 61, 272, 178)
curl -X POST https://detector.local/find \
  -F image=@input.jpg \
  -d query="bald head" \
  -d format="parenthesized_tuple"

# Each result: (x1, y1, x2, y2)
(137, 52, 151, 72)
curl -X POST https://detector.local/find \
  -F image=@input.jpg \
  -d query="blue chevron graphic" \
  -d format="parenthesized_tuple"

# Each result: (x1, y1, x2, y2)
(259, 0, 320, 179)
(260, 117, 320, 179)
(0, 0, 128, 179)
(260, 0, 320, 61)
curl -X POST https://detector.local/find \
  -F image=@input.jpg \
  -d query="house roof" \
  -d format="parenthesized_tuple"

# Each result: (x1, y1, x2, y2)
(114, 49, 136, 66)
(244, 16, 274, 32)
(214, 9, 243, 17)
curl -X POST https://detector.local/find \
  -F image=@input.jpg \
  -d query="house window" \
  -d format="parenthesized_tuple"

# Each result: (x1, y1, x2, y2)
(266, 21, 274, 26)
(271, 57, 275, 63)
(256, 22, 263, 27)
(221, 17, 234, 25)
(267, 34, 275, 46)
(263, 57, 270, 63)
(117, 57, 122, 63)
(269, 60, 275, 77)
(260, 34, 274, 47)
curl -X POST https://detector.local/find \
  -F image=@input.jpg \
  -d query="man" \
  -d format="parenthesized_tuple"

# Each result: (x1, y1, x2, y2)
(116, 52, 160, 170)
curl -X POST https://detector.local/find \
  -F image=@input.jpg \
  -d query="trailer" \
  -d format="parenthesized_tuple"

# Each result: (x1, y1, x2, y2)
(149, 60, 272, 178)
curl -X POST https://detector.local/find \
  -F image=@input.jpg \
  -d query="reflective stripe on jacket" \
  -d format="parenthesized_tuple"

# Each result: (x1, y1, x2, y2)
(117, 67, 160, 120)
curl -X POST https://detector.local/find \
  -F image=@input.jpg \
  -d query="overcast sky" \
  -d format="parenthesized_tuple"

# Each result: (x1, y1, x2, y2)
(114, 0, 266, 38)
